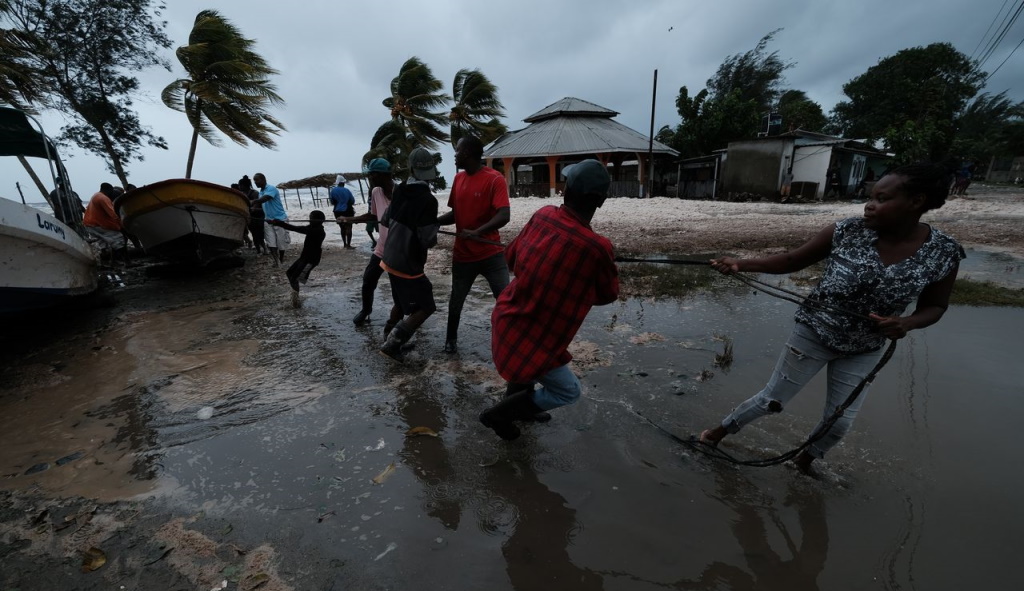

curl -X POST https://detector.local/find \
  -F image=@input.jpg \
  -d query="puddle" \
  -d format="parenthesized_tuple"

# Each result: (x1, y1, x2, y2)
(1, 245, 1022, 590)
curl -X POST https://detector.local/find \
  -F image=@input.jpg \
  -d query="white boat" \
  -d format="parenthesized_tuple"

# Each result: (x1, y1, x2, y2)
(115, 178, 250, 264)
(0, 108, 98, 315)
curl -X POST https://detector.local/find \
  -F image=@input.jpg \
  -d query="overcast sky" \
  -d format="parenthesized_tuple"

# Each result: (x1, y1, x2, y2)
(3, 0, 1022, 203)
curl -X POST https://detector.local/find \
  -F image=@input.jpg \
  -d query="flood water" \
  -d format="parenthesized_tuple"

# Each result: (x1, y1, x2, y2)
(2, 249, 1023, 590)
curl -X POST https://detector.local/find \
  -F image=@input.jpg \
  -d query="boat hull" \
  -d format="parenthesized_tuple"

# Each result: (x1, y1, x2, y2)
(0, 199, 99, 314)
(116, 179, 250, 263)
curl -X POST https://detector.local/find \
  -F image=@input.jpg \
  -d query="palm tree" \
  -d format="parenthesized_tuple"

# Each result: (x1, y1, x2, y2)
(161, 9, 285, 178)
(0, 1, 44, 111)
(449, 68, 507, 149)
(382, 57, 450, 151)
(364, 119, 415, 174)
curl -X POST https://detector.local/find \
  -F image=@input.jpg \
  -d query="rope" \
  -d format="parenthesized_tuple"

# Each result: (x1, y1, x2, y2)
(614, 256, 708, 266)
(681, 340, 897, 467)
(613, 255, 897, 467)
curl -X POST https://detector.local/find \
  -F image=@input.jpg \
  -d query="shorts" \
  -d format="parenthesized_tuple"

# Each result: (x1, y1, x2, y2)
(335, 208, 355, 219)
(264, 223, 291, 249)
(387, 274, 437, 316)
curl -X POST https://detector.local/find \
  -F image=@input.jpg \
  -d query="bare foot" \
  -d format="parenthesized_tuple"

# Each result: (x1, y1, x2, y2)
(698, 426, 726, 447)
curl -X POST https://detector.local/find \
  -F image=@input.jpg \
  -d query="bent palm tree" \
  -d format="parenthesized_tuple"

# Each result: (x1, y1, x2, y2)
(383, 57, 449, 151)
(161, 9, 285, 178)
(0, 1, 45, 111)
(449, 68, 507, 149)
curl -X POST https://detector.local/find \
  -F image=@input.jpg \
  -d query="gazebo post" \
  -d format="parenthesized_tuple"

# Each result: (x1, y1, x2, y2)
(546, 155, 559, 198)
(636, 152, 647, 197)
(502, 157, 515, 195)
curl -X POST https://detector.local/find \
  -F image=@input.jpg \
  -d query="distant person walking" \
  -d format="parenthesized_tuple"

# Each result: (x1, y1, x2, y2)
(253, 172, 289, 265)
(336, 158, 394, 325)
(436, 135, 511, 354)
(378, 148, 440, 362)
(698, 163, 966, 473)
(329, 176, 357, 248)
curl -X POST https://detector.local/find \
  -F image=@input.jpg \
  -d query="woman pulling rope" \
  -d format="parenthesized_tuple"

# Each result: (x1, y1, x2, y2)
(697, 162, 965, 473)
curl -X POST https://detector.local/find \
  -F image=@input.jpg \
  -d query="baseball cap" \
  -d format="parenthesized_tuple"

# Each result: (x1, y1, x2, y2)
(562, 159, 610, 197)
(364, 158, 391, 173)
(408, 147, 438, 181)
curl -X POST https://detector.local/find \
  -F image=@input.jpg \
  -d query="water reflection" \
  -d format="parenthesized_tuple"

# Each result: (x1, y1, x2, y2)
(678, 474, 828, 591)
(395, 377, 461, 530)
(485, 460, 605, 591)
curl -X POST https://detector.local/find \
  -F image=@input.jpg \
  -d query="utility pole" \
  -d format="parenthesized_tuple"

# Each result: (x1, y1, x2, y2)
(647, 69, 658, 199)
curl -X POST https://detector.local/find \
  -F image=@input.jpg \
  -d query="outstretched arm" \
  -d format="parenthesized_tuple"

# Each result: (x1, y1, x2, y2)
(267, 219, 308, 234)
(437, 210, 455, 226)
(710, 223, 835, 275)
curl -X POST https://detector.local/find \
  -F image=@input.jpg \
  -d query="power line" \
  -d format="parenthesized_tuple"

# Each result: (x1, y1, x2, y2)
(972, 0, 1012, 60)
(976, 0, 1024, 71)
(984, 33, 1024, 83)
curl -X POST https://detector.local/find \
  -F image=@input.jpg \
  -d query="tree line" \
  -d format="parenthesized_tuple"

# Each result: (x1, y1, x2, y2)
(2, 3, 1021, 188)
(657, 29, 1024, 171)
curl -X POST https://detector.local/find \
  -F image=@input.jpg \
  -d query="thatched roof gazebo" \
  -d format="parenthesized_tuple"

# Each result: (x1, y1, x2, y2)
(277, 171, 369, 208)
(484, 97, 679, 197)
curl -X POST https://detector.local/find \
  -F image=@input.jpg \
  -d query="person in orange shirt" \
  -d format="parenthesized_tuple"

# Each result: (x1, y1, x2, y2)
(83, 182, 126, 252)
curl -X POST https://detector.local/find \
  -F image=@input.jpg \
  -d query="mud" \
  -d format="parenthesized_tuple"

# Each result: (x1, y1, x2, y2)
(1, 188, 1022, 590)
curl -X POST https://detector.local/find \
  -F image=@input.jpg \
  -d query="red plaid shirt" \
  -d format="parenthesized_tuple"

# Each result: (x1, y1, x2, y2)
(491, 205, 619, 383)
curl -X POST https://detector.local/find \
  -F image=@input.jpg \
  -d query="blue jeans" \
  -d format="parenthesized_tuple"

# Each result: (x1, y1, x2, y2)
(529, 364, 582, 411)
(446, 252, 509, 342)
(721, 323, 885, 459)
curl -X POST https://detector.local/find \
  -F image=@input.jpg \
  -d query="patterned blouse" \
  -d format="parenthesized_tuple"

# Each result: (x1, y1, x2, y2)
(795, 217, 965, 354)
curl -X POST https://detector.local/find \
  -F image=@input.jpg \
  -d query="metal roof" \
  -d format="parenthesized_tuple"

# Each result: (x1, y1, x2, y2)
(485, 107, 679, 159)
(524, 97, 618, 122)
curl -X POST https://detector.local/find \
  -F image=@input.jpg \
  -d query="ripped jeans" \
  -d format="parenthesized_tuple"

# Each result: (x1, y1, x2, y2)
(720, 322, 886, 459)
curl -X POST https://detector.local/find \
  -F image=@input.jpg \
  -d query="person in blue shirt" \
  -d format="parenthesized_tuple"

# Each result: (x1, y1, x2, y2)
(329, 176, 357, 249)
(253, 172, 289, 265)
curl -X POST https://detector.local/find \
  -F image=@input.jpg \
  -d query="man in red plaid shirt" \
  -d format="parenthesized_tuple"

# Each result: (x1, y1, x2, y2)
(481, 159, 619, 440)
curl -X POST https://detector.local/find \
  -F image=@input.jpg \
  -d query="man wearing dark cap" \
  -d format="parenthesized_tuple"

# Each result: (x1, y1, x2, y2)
(480, 159, 619, 440)
(378, 148, 440, 362)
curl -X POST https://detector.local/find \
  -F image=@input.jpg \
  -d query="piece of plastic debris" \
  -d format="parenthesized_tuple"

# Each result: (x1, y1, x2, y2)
(56, 451, 85, 466)
(24, 462, 50, 475)
(404, 426, 438, 437)
(371, 463, 396, 485)
(374, 542, 398, 561)
(81, 547, 106, 572)
(197, 406, 215, 420)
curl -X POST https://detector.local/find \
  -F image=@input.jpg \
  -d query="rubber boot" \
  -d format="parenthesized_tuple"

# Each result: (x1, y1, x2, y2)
(379, 322, 412, 362)
(505, 383, 551, 423)
(480, 390, 546, 441)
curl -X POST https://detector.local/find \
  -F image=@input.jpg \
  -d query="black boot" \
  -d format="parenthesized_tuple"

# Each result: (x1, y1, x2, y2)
(480, 391, 546, 441)
(504, 383, 551, 423)
(380, 322, 412, 362)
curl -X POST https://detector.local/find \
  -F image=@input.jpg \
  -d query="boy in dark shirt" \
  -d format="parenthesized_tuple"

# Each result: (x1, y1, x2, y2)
(378, 148, 440, 361)
(269, 210, 327, 307)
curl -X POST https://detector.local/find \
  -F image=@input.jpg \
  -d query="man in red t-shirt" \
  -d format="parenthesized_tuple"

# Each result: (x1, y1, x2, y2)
(480, 160, 619, 441)
(436, 135, 511, 354)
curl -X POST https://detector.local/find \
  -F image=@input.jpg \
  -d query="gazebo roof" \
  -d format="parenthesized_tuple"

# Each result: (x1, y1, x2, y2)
(523, 97, 618, 122)
(485, 97, 678, 160)
(278, 172, 366, 189)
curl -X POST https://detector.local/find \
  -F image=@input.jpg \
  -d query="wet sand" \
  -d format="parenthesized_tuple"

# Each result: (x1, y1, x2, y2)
(1, 186, 1022, 590)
